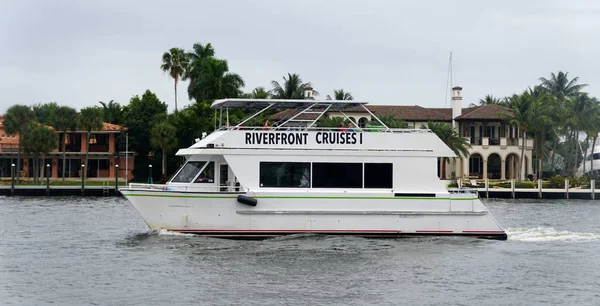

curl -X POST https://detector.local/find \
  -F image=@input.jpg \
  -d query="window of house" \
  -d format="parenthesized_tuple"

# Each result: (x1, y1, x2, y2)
(194, 161, 215, 183)
(170, 161, 205, 183)
(260, 162, 310, 188)
(312, 162, 362, 188)
(364, 163, 393, 188)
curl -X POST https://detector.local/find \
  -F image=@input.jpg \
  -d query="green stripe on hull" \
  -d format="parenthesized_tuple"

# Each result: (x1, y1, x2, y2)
(122, 193, 475, 201)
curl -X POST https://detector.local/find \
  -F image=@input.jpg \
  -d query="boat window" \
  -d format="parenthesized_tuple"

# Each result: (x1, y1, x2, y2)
(171, 161, 205, 183)
(260, 162, 310, 188)
(364, 163, 393, 188)
(194, 161, 215, 183)
(312, 163, 362, 188)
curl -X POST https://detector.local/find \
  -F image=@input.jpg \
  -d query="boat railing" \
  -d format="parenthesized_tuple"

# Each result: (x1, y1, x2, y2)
(220, 126, 433, 134)
(126, 183, 249, 193)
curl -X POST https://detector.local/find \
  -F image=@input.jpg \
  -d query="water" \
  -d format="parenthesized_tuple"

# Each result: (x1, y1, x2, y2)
(1, 197, 600, 306)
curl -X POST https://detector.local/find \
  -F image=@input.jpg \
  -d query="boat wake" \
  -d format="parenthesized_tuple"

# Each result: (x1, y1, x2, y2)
(507, 227, 600, 242)
(148, 229, 197, 237)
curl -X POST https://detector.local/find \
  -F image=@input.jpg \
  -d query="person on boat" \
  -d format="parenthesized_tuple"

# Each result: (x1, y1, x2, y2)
(337, 123, 346, 132)
(345, 121, 359, 132)
(262, 119, 271, 130)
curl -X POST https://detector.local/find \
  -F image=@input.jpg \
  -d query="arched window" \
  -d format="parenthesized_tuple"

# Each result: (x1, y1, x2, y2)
(358, 117, 368, 128)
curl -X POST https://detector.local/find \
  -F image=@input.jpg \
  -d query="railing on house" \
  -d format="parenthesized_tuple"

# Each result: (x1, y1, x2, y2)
(88, 144, 110, 152)
(0, 144, 19, 153)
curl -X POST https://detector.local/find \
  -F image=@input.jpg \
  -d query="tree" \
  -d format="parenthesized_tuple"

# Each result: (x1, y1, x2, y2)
(32, 102, 59, 126)
(99, 100, 123, 124)
(123, 90, 168, 181)
(161, 48, 189, 111)
(53, 106, 79, 182)
(317, 116, 347, 128)
(424, 121, 471, 179)
(3, 105, 34, 178)
(187, 57, 245, 102)
(241, 87, 270, 99)
(375, 114, 409, 129)
(326, 89, 353, 100)
(20, 122, 58, 184)
(470, 95, 507, 107)
(79, 106, 104, 178)
(271, 73, 316, 99)
(151, 121, 178, 180)
(186, 42, 215, 73)
(539, 71, 588, 100)
(503, 91, 549, 180)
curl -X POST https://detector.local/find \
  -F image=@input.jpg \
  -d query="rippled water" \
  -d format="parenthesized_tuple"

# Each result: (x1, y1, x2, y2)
(1, 197, 600, 305)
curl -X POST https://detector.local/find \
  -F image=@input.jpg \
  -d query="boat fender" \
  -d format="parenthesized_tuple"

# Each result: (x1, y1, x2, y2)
(237, 195, 257, 206)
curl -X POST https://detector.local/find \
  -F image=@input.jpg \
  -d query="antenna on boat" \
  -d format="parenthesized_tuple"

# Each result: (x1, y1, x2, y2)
(444, 52, 453, 108)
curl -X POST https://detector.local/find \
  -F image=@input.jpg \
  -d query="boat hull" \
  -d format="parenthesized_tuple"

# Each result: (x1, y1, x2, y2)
(120, 190, 507, 241)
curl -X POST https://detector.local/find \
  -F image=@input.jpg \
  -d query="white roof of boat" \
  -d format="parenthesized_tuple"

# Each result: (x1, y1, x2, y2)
(211, 98, 369, 110)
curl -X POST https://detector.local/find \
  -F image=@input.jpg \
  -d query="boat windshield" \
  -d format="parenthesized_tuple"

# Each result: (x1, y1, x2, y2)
(171, 161, 206, 183)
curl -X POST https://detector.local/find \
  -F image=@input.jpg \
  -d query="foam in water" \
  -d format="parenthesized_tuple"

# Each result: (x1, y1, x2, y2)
(149, 229, 197, 237)
(507, 227, 600, 242)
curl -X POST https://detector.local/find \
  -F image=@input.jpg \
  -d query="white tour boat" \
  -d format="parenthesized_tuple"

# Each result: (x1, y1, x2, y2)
(119, 98, 507, 240)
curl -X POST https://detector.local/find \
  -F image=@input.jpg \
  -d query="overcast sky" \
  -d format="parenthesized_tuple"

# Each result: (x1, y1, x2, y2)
(1, 0, 599, 113)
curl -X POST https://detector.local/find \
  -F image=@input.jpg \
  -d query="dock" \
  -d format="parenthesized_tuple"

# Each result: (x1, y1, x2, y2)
(0, 185, 121, 196)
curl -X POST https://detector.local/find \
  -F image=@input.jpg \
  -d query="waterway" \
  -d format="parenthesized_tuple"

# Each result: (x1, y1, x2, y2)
(1, 197, 599, 305)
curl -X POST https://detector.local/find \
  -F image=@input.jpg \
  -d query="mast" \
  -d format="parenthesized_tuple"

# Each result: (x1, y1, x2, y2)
(444, 52, 453, 108)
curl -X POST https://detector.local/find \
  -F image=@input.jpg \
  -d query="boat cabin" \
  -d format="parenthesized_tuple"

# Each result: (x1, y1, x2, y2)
(164, 99, 456, 194)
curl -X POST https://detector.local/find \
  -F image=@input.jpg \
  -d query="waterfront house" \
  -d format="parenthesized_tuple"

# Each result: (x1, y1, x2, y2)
(0, 116, 134, 180)
(270, 86, 533, 180)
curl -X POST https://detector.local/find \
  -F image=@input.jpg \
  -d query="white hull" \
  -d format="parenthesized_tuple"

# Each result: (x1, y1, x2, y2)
(121, 189, 507, 240)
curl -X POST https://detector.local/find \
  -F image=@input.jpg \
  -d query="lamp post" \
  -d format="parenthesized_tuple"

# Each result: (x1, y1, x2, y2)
(81, 164, 85, 195)
(115, 164, 119, 194)
(148, 164, 153, 184)
(11, 163, 15, 196)
(125, 132, 128, 183)
(46, 164, 50, 196)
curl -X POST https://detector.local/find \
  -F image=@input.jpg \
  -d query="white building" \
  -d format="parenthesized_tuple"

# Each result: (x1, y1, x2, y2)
(271, 86, 533, 180)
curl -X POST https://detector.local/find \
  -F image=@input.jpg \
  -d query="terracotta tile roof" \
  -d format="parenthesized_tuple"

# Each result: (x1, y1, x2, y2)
(102, 122, 124, 131)
(366, 105, 450, 121)
(270, 109, 319, 121)
(270, 104, 512, 123)
(455, 104, 510, 120)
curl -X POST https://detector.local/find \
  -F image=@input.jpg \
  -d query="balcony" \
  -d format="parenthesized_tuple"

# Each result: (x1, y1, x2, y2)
(0, 143, 18, 153)
(88, 144, 109, 152)
(470, 137, 482, 145)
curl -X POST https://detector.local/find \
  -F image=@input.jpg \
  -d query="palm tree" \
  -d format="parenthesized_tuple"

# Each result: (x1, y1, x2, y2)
(184, 42, 215, 86)
(3, 105, 34, 179)
(53, 106, 79, 182)
(539, 71, 588, 100)
(503, 91, 550, 180)
(99, 100, 123, 124)
(79, 107, 104, 178)
(151, 121, 178, 181)
(187, 58, 245, 102)
(375, 115, 409, 129)
(470, 95, 507, 107)
(326, 89, 353, 100)
(424, 121, 471, 179)
(317, 116, 347, 128)
(250, 87, 270, 99)
(567, 94, 600, 175)
(187, 43, 215, 67)
(271, 73, 317, 99)
(161, 48, 189, 111)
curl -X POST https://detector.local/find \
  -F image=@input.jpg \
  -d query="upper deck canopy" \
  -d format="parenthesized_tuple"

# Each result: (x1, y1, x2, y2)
(211, 98, 369, 111)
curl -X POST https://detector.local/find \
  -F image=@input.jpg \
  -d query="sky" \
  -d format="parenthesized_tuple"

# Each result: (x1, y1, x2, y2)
(1, 0, 600, 113)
